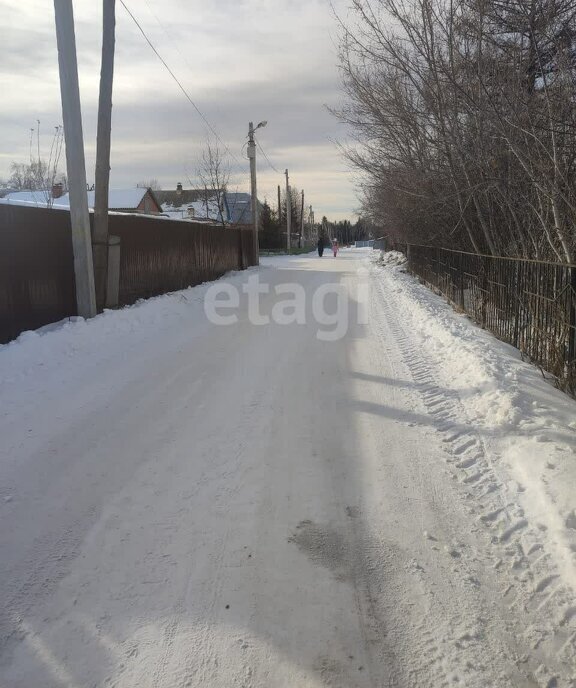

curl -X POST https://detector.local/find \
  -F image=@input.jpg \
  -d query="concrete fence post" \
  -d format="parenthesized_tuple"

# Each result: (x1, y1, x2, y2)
(105, 235, 120, 309)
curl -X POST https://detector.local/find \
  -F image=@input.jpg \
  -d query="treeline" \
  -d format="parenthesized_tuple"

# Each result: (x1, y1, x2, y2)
(321, 217, 374, 244)
(336, 0, 576, 261)
(260, 200, 373, 249)
(259, 191, 306, 249)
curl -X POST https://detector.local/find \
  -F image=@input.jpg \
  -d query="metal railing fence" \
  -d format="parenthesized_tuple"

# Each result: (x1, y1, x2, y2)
(392, 243, 576, 394)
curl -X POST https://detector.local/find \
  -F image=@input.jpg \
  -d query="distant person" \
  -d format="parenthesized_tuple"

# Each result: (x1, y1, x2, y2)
(332, 239, 339, 258)
(317, 236, 325, 257)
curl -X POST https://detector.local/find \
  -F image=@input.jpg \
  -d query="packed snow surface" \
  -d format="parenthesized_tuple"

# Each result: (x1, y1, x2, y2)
(0, 249, 575, 687)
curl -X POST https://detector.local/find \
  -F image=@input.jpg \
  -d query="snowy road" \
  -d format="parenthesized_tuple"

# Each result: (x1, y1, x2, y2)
(1, 250, 575, 687)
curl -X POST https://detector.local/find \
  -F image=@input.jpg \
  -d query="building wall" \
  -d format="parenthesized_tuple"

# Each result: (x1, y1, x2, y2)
(139, 190, 161, 214)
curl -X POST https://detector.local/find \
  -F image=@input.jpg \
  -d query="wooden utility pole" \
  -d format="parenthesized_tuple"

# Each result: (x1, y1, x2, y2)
(247, 122, 260, 265)
(53, 0, 96, 318)
(285, 169, 291, 252)
(299, 189, 305, 248)
(309, 205, 314, 240)
(93, 0, 116, 311)
(277, 184, 282, 224)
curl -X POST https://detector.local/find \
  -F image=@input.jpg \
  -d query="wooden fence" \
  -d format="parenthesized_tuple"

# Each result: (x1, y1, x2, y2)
(0, 204, 257, 344)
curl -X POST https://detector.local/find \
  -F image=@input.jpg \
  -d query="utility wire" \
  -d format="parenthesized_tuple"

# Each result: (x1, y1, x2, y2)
(143, 0, 252, 167)
(256, 138, 281, 174)
(119, 0, 242, 166)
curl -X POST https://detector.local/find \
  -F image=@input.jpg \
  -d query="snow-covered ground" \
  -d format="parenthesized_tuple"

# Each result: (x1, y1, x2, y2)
(0, 249, 575, 687)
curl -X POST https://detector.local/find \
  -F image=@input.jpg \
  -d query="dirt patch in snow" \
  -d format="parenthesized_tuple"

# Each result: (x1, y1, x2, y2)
(288, 520, 353, 583)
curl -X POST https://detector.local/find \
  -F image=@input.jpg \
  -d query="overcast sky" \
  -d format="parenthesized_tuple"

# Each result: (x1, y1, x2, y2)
(0, 0, 359, 221)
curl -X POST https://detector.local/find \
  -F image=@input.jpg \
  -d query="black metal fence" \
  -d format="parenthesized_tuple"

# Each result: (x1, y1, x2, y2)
(394, 243, 576, 394)
(0, 205, 257, 344)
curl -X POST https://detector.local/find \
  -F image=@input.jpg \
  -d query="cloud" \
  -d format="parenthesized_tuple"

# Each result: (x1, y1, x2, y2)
(0, 0, 358, 220)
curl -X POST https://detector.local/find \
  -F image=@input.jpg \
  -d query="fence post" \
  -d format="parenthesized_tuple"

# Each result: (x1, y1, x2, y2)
(237, 229, 245, 271)
(481, 256, 488, 328)
(459, 251, 465, 310)
(105, 235, 120, 308)
(512, 260, 521, 349)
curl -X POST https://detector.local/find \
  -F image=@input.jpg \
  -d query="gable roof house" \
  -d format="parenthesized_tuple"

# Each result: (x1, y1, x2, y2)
(156, 183, 224, 223)
(223, 192, 253, 225)
(156, 184, 262, 226)
(87, 188, 162, 214)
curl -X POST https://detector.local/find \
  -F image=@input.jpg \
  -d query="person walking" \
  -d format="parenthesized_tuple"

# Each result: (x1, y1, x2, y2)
(332, 239, 339, 258)
(317, 236, 324, 257)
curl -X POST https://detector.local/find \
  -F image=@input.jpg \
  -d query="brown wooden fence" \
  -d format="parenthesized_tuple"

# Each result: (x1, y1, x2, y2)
(108, 214, 256, 306)
(0, 204, 257, 344)
(0, 204, 77, 344)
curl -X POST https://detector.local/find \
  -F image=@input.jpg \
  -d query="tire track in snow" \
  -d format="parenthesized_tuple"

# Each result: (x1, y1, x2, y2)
(149, 379, 272, 688)
(373, 267, 576, 687)
(365, 277, 518, 687)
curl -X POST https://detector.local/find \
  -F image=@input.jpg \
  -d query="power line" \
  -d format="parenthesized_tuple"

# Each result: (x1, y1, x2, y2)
(256, 138, 281, 174)
(118, 0, 242, 165)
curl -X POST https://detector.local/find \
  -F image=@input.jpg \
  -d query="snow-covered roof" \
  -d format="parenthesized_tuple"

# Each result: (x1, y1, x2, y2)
(0, 190, 67, 207)
(0, 188, 156, 211)
(85, 188, 149, 209)
(156, 188, 207, 207)
(161, 197, 223, 222)
(224, 192, 252, 225)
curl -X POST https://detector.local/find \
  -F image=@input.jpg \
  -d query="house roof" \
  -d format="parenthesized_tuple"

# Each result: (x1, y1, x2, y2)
(0, 190, 59, 206)
(86, 188, 153, 210)
(224, 192, 252, 225)
(156, 189, 208, 208)
(156, 187, 259, 225)
(0, 188, 160, 211)
(161, 198, 223, 223)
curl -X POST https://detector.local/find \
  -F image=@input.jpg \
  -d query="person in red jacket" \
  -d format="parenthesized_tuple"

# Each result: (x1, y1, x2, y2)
(332, 239, 339, 257)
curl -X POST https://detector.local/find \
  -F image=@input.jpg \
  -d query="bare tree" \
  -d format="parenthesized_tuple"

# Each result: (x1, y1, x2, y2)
(190, 138, 230, 227)
(136, 178, 160, 190)
(9, 123, 65, 205)
(333, 0, 576, 261)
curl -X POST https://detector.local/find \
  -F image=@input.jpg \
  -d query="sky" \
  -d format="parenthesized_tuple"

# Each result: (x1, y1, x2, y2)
(0, 0, 360, 221)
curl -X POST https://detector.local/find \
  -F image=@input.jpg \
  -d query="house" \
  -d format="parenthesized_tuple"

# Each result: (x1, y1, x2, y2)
(156, 184, 261, 226)
(223, 192, 253, 225)
(85, 188, 162, 214)
(156, 183, 223, 223)
(0, 187, 162, 214)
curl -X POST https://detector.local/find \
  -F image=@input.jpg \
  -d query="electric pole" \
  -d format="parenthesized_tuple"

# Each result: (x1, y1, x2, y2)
(277, 185, 281, 222)
(248, 120, 267, 266)
(309, 205, 315, 241)
(53, 0, 96, 318)
(285, 169, 291, 252)
(94, 0, 116, 311)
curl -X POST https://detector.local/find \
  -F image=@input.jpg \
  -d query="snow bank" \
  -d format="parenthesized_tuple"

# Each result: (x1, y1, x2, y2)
(372, 252, 576, 591)
(0, 267, 258, 399)
(377, 249, 406, 267)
